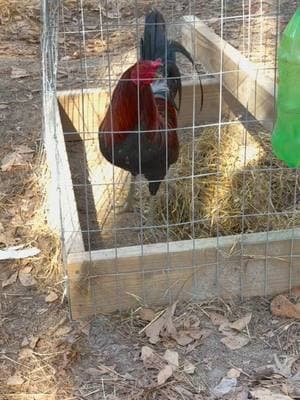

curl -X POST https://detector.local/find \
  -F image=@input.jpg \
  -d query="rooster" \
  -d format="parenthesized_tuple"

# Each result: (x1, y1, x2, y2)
(99, 9, 202, 222)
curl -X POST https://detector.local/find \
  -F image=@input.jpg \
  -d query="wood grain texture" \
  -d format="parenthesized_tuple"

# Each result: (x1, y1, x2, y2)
(67, 229, 300, 319)
(44, 95, 84, 254)
(182, 16, 275, 131)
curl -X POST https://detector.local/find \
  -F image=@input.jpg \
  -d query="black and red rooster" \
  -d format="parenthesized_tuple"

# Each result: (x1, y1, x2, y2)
(99, 9, 202, 222)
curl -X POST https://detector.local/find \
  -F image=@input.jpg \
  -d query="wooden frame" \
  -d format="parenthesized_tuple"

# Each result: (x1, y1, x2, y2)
(44, 94, 84, 255)
(181, 16, 275, 131)
(68, 229, 300, 317)
(43, 17, 300, 320)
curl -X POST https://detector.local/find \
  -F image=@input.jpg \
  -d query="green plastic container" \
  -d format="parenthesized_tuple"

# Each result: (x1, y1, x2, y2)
(272, 7, 300, 167)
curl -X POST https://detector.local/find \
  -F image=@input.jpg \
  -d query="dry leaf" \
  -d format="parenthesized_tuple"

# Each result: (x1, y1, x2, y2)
(187, 328, 206, 340)
(163, 349, 179, 369)
(1, 152, 25, 171)
(221, 333, 249, 350)
(141, 346, 154, 362)
(173, 327, 209, 346)
(145, 302, 177, 344)
(1, 144, 33, 172)
(11, 66, 30, 79)
(18, 348, 34, 360)
(29, 335, 39, 349)
(183, 315, 201, 329)
(250, 388, 293, 399)
(212, 377, 237, 398)
(209, 312, 229, 327)
(45, 291, 58, 303)
(141, 346, 161, 369)
(139, 308, 156, 322)
(227, 368, 241, 378)
(183, 360, 196, 374)
(271, 295, 300, 319)
(19, 270, 37, 287)
(157, 364, 173, 385)
(2, 271, 18, 288)
(7, 373, 24, 386)
(174, 331, 194, 346)
(229, 313, 252, 331)
(197, 328, 212, 339)
(0, 103, 9, 109)
(55, 325, 72, 337)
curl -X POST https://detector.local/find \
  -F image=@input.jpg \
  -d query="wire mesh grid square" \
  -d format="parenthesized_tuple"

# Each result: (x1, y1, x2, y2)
(42, 0, 300, 317)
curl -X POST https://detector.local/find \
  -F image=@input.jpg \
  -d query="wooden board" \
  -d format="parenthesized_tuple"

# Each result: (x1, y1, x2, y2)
(43, 94, 85, 254)
(67, 228, 300, 319)
(181, 16, 275, 131)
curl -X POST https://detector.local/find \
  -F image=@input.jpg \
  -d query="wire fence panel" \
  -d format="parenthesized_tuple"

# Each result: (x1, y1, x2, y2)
(42, 0, 300, 318)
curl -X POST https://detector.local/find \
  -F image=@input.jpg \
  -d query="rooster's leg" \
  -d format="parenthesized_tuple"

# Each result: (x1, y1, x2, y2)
(146, 195, 155, 227)
(117, 174, 136, 214)
(143, 195, 162, 241)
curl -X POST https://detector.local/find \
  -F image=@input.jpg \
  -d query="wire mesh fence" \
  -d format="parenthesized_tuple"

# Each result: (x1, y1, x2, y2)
(42, 0, 300, 317)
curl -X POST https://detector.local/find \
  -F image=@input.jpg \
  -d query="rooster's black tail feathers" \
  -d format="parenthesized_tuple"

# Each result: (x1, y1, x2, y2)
(140, 9, 203, 112)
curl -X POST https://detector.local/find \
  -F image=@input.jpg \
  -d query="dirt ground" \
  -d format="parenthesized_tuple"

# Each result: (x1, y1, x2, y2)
(0, 1, 300, 399)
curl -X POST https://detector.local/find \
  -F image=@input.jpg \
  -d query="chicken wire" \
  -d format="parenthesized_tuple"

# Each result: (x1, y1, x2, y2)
(42, 0, 300, 313)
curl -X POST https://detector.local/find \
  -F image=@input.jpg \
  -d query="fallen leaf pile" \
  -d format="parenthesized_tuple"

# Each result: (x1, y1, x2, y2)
(142, 302, 210, 347)
(2, 265, 37, 288)
(209, 311, 252, 350)
(18, 266, 37, 287)
(141, 345, 196, 386)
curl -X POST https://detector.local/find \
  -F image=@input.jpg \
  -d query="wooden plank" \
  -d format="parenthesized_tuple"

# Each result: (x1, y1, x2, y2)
(67, 228, 300, 319)
(181, 16, 275, 131)
(43, 94, 85, 254)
